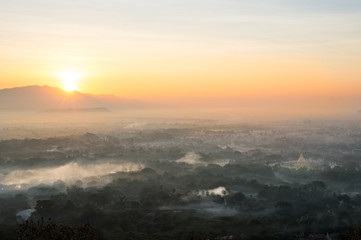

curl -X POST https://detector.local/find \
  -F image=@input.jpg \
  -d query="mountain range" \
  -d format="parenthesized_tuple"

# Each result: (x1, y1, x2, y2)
(0, 85, 359, 115)
(0, 85, 145, 111)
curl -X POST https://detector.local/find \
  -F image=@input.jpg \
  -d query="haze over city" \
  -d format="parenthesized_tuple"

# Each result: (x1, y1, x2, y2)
(1, 1, 361, 240)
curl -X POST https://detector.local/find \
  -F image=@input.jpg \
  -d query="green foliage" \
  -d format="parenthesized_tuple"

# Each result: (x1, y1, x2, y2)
(0, 161, 358, 239)
(18, 218, 96, 240)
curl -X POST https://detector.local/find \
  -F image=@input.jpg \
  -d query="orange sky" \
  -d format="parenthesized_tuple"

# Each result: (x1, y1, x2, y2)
(1, 0, 360, 98)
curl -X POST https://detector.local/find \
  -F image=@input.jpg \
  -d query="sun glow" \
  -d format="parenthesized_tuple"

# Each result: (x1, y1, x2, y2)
(59, 71, 81, 92)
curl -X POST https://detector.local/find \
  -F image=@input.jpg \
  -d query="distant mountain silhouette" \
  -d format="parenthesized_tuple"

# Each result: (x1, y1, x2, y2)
(41, 107, 111, 113)
(0, 85, 145, 111)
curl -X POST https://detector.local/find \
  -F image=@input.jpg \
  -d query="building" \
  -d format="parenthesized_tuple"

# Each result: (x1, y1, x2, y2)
(294, 153, 311, 168)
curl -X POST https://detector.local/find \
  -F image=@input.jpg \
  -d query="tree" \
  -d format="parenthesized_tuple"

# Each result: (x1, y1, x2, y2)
(18, 218, 97, 240)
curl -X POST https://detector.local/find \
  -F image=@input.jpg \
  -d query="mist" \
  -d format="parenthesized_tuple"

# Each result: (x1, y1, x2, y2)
(0, 161, 144, 189)
(1, 90, 361, 239)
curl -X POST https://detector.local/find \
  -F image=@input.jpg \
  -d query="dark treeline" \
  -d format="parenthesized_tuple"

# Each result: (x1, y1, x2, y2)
(1, 162, 361, 239)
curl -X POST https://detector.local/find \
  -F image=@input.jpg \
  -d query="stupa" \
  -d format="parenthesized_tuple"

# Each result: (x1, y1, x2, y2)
(294, 153, 311, 168)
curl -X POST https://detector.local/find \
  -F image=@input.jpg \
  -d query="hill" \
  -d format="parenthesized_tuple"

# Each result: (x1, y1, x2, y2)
(41, 107, 111, 113)
(0, 85, 144, 111)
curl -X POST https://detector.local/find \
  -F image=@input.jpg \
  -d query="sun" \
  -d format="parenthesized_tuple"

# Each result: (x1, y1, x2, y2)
(58, 71, 81, 92)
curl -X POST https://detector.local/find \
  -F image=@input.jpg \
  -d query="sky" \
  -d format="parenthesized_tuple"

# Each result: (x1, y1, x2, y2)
(1, 0, 361, 98)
